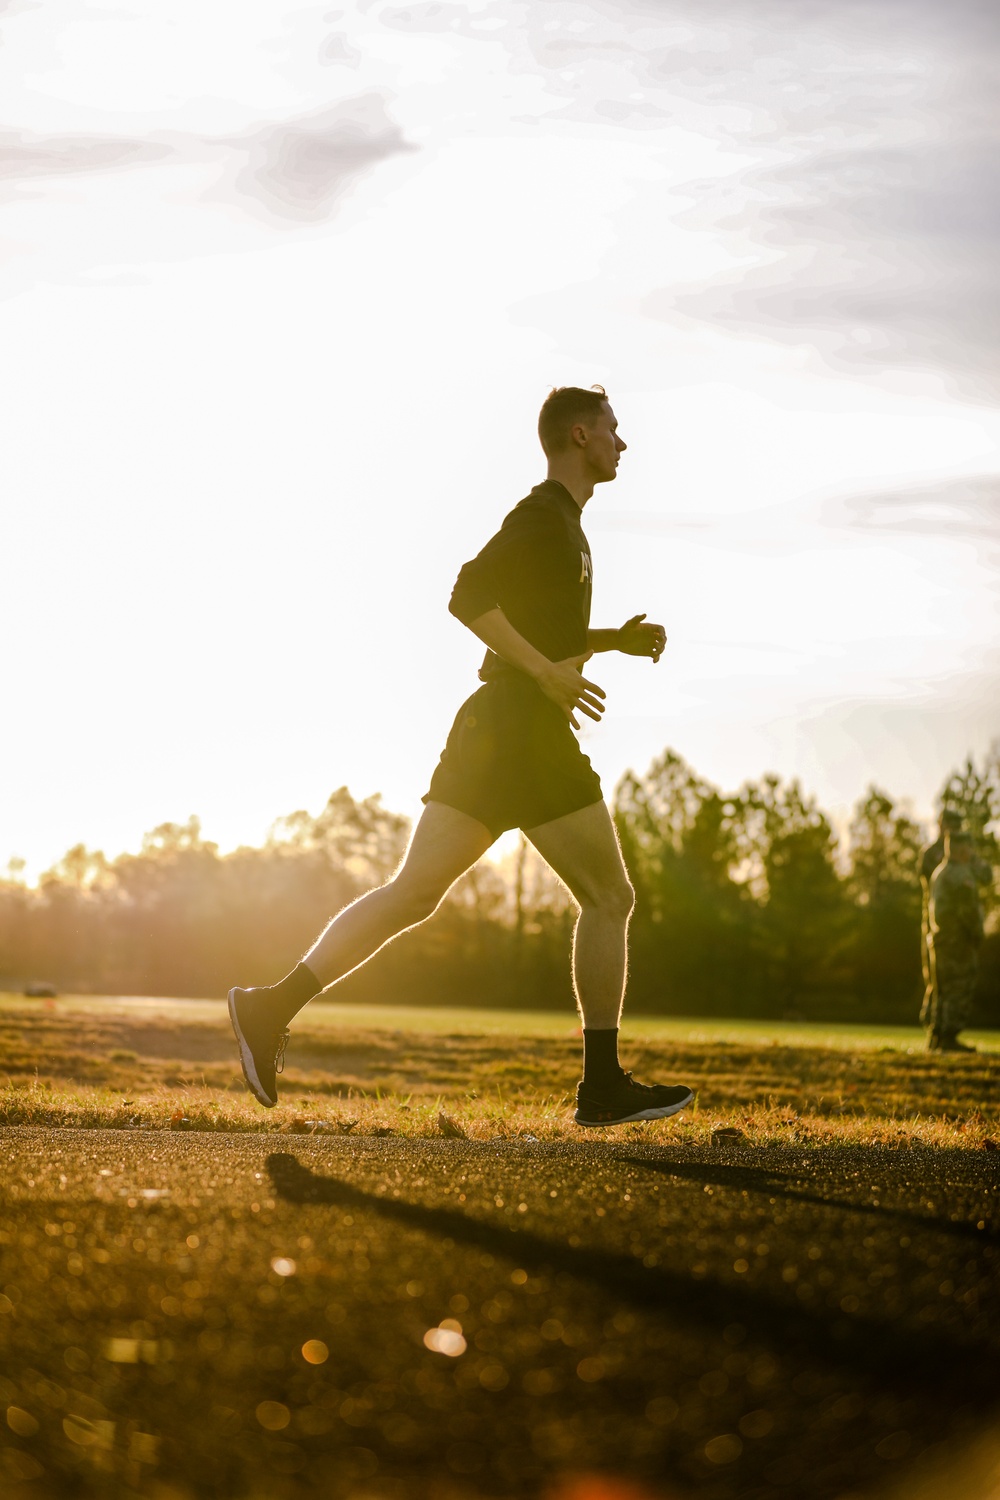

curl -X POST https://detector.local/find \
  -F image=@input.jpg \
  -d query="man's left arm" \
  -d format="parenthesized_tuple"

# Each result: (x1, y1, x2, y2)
(588, 613, 666, 664)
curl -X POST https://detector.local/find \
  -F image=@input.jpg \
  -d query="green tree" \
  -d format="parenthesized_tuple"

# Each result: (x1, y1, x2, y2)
(731, 775, 850, 1016)
(938, 747, 1000, 1022)
(846, 787, 923, 1015)
(614, 751, 753, 1013)
(270, 787, 409, 888)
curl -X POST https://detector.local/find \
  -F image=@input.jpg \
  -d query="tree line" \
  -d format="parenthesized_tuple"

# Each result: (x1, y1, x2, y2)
(1, 750, 997, 1023)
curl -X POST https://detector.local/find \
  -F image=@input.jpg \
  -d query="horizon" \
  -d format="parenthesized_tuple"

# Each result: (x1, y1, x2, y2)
(8, 740, 990, 889)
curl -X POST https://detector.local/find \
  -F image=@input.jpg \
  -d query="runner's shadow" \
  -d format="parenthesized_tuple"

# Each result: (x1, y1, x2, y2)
(265, 1151, 995, 1406)
(613, 1153, 1000, 1245)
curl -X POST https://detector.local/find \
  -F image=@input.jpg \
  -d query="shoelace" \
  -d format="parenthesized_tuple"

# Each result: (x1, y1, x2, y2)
(273, 1029, 290, 1075)
(620, 1072, 658, 1096)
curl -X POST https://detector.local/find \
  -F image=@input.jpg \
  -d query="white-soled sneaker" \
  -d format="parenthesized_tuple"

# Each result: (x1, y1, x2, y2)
(228, 987, 290, 1108)
(574, 1072, 694, 1128)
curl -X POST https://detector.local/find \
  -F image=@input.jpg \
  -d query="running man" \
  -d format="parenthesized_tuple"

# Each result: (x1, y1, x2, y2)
(228, 386, 694, 1128)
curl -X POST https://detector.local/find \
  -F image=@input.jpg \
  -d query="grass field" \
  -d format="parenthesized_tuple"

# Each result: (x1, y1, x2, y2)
(1, 993, 998, 1148)
(5, 992, 999, 1049)
(2, 995, 999, 1499)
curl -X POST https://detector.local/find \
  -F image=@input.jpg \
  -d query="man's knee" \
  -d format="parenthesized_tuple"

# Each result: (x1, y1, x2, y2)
(615, 876, 636, 920)
(386, 872, 445, 926)
(580, 873, 635, 921)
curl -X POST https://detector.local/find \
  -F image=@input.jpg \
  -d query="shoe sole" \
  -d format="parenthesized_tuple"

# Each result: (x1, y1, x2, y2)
(574, 1089, 694, 1128)
(228, 988, 276, 1109)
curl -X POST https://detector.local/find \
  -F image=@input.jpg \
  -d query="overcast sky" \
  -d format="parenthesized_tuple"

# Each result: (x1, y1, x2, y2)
(2, 0, 998, 876)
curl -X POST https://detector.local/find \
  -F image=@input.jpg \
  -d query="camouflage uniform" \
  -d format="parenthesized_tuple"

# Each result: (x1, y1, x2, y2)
(926, 859, 983, 1042)
(917, 834, 946, 1027)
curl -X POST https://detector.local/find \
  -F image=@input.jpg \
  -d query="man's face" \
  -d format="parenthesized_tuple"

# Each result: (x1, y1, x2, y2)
(580, 401, 627, 483)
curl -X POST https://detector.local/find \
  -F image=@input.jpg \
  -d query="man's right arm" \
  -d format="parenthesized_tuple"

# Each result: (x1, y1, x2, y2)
(463, 607, 606, 730)
(448, 503, 606, 728)
(920, 840, 943, 881)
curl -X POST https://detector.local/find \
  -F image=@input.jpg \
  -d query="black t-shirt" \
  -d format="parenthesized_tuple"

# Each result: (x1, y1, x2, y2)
(448, 480, 592, 682)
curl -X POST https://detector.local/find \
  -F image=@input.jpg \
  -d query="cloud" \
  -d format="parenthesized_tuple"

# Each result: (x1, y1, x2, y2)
(0, 130, 172, 194)
(661, 135, 1000, 403)
(378, 4, 469, 34)
(375, 0, 1000, 403)
(319, 29, 362, 68)
(226, 95, 415, 224)
(634, 0, 1000, 401)
(0, 95, 416, 232)
(589, 474, 1000, 583)
(826, 475, 1000, 549)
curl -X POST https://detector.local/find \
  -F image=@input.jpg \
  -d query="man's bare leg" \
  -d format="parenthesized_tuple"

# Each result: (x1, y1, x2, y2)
(304, 802, 494, 987)
(525, 799, 692, 1126)
(229, 802, 493, 1106)
(524, 800, 634, 1030)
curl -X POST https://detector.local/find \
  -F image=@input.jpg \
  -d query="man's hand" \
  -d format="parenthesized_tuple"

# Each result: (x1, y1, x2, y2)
(537, 652, 606, 730)
(617, 613, 666, 662)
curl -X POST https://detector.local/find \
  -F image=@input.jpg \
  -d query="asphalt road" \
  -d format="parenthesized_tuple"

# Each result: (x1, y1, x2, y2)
(2, 1127, 998, 1499)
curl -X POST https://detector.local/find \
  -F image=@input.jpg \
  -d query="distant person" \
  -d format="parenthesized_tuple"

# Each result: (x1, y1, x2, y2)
(918, 809, 963, 1031)
(925, 830, 984, 1053)
(228, 386, 694, 1129)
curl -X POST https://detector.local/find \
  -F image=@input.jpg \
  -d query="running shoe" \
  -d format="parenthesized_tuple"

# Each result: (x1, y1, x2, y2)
(574, 1072, 694, 1128)
(228, 987, 289, 1108)
(937, 1033, 976, 1054)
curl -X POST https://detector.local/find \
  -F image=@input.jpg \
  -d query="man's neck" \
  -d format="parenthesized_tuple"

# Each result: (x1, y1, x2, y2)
(545, 464, 593, 510)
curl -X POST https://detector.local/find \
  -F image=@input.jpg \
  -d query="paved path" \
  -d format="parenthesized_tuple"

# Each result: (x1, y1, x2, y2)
(2, 1128, 998, 1498)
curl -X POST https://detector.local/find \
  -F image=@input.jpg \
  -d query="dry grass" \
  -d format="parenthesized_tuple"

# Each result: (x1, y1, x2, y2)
(1, 996, 998, 1153)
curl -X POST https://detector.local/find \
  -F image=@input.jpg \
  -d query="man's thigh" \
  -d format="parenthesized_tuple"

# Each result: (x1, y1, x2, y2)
(396, 800, 496, 896)
(523, 800, 630, 908)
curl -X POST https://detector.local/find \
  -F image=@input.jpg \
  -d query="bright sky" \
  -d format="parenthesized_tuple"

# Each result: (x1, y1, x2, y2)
(3, 0, 998, 876)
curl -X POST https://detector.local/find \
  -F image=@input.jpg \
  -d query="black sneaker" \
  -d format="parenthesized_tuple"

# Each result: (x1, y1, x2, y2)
(938, 1033, 976, 1054)
(228, 987, 290, 1108)
(574, 1072, 694, 1128)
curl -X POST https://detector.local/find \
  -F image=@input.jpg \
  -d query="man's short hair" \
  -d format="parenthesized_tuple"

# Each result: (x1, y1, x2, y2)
(941, 809, 963, 831)
(538, 385, 609, 457)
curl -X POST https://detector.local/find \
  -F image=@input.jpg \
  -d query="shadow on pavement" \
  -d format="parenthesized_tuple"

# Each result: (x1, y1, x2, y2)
(614, 1152, 1000, 1245)
(266, 1150, 995, 1413)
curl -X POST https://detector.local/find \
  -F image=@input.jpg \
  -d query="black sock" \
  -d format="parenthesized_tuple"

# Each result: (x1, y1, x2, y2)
(257, 962, 321, 1029)
(582, 1028, 623, 1089)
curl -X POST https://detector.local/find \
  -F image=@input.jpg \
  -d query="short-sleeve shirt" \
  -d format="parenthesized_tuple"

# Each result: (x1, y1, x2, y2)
(448, 480, 592, 680)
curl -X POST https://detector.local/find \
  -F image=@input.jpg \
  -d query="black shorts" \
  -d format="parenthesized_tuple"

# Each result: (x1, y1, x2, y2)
(423, 672, 604, 840)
